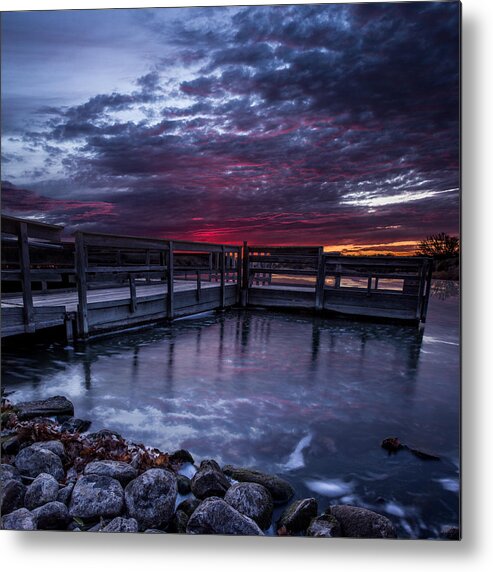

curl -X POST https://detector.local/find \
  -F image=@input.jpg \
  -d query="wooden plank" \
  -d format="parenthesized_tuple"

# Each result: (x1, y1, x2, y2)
(167, 241, 174, 319)
(86, 265, 166, 274)
(75, 232, 89, 338)
(173, 240, 240, 253)
(80, 232, 169, 251)
(2, 215, 63, 242)
(18, 222, 35, 332)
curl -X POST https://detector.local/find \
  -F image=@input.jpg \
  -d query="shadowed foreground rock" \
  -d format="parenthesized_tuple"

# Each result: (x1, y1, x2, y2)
(32, 501, 70, 530)
(0, 479, 26, 516)
(102, 517, 139, 533)
(191, 459, 230, 499)
(222, 465, 294, 504)
(327, 505, 397, 538)
(277, 498, 318, 534)
(307, 514, 342, 537)
(14, 444, 64, 480)
(69, 475, 124, 519)
(1, 508, 37, 531)
(124, 468, 177, 530)
(224, 482, 273, 530)
(186, 497, 264, 535)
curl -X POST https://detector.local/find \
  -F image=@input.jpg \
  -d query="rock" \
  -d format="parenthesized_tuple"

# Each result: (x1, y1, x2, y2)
(16, 396, 74, 421)
(86, 429, 122, 441)
(171, 509, 190, 534)
(125, 468, 176, 530)
(60, 417, 91, 433)
(223, 465, 294, 504)
(186, 497, 264, 536)
(57, 482, 74, 505)
(176, 474, 191, 495)
(69, 475, 124, 519)
(327, 505, 397, 538)
(408, 447, 440, 461)
(24, 473, 59, 510)
(14, 444, 64, 480)
(176, 497, 201, 517)
(191, 460, 231, 499)
(224, 482, 273, 530)
(381, 437, 404, 453)
(32, 501, 70, 530)
(31, 440, 65, 459)
(144, 528, 166, 533)
(102, 517, 139, 533)
(1, 507, 37, 530)
(2, 435, 21, 455)
(0, 463, 22, 485)
(441, 526, 460, 540)
(0, 479, 26, 515)
(169, 449, 195, 465)
(307, 514, 342, 537)
(277, 498, 318, 534)
(84, 460, 137, 486)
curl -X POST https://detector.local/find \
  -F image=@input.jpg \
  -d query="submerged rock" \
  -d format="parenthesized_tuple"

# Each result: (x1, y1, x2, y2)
(102, 517, 139, 533)
(186, 497, 264, 536)
(0, 479, 26, 516)
(191, 460, 231, 499)
(224, 482, 273, 530)
(408, 447, 440, 461)
(60, 417, 91, 433)
(327, 505, 396, 539)
(277, 498, 318, 534)
(1, 507, 37, 531)
(14, 444, 64, 480)
(381, 437, 404, 453)
(32, 501, 70, 530)
(15, 396, 74, 421)
(69, 475, 124, 519)
(125, 468, 176, 530)
(24, 473, 59, 510)
(84, 460, 137, 486)
(222, 465, 294, 504)
(307, 514, 342, 538)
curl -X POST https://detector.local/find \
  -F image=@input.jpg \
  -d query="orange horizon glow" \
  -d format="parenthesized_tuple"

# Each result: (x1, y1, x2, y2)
(323, 240, 420, 256)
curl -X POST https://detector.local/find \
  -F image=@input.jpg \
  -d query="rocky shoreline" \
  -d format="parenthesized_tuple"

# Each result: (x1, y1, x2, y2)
(1, 395, 459, 539)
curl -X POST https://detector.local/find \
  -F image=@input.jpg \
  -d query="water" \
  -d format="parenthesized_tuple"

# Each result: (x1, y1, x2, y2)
(1, 280, 460, 538)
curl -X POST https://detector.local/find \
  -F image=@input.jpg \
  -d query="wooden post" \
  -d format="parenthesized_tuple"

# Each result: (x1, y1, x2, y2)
(167, 242, 174, 319)
(65, 317, 74, 343)
(420, 259, 434, 322)
(236, 248, 242, 305)
(196, 270, 202, 302)
(367, 275, 372, 295)
(75, 232, 89, 339)
(220, 245, 226, 309)
(145, 250, 151, 283)
(315, 247, 325, 311)
(241, 241, 249, 306)
(129, 274, 137, 313)
(18, 222, 35, 332)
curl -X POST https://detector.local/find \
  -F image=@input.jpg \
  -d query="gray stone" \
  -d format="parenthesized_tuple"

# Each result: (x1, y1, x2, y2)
(102, 517, 139, 533)
(69, 475, 124, 519)
(24, 473, 59, 510)
(32, 501, 70, 530)
(1, 508, 37, 531)
(171, 510, 189, 534)
(176, 474, 191, 495)
(223, 465, 294, 504)
(307, 514, 342, 538)
(327, 505, 397, 539)
(224, 482, 273, 530)
(277, 498, 318, 534)
(169, 449, 195, 465)
(57, 482, 74, 505)
(31, 440, 65, 459)
(84, 460, 137, 486)
(191, 459, 231, 499)
(16, 396, 74, 421)
(176, 497, 201, 517)
(125, 468, 176, 530)
(144, 528, 166, 533)
(14, 444, 64, 480)
(60, 418, 91, 433)
(0, 479, 26, 515)
(2, 435, 20, 455)
(0, 464, 22, 485)
(187, 497, 264, 536)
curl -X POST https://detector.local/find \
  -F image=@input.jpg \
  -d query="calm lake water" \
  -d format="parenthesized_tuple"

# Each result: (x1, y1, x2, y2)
(2, 280, 460, 538)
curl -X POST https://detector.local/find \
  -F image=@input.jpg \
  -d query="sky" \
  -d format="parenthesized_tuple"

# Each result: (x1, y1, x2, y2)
(1, 1, 460, 253)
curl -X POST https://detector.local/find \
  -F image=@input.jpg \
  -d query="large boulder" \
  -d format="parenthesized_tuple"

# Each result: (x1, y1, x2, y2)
(24, 473, 59, 510)
(277, 498, 318, 534)
(84, 460, 137, 486)
(186, 497, 264, 536)
(15, 396, 74, 421)
(31, 441, 65, 459)
(224, 482, 273, 530)
(223, 465, 294, 504)
(327, 505, 397, 539)
(32, 501, 70, 530)
(191, 460, 231, 499)
(14, 444, 64, 480)
(307, 514, 342, 538)
(69, 475, 124, 520)
(125, 468, 176, 530)
(102, 517, 139, 533)
(0, 479, 26, 516)
(1, 508, 37, 531)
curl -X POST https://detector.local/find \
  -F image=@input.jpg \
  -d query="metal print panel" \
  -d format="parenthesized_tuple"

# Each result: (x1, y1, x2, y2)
(0, 1, 460, 539)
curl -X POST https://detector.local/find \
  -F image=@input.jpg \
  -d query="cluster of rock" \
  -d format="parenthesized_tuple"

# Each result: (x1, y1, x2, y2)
(1, 394, 450, 538)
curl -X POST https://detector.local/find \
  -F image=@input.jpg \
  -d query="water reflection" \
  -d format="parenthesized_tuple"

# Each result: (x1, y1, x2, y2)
(430, 279, 460, 300)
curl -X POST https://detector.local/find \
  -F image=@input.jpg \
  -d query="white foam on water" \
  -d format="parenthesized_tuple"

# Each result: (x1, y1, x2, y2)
(435, 478, 460, 493)
(304, 478, 353, 498)
(384, 502, 406, 518)
(282, 433, 312, 470)
(178, 463, 197, 479)
(423, 335, 459, 346)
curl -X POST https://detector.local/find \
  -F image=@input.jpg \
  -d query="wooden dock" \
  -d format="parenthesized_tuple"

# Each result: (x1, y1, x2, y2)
(1, 215, 433, 341)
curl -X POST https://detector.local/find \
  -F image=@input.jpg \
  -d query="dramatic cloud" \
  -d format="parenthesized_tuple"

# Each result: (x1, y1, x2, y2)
(1, 2, 460, 251)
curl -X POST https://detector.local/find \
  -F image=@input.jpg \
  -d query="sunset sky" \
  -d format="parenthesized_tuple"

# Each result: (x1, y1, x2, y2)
(1, 2, 460, 254)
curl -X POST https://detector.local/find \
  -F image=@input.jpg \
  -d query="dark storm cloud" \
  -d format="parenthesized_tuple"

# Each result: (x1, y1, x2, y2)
(1, 3, 460, 247)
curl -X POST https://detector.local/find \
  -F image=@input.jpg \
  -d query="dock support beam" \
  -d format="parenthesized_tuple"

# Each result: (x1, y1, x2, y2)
(241, 241, 249, 307)
(220, 245, 226, 309)
(167, 241, 174, 319)
(129, 275, 137, 313)
(75, 232, 89, 339)
(315, 247, 325, 311)
(18, 222, 35, 333)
